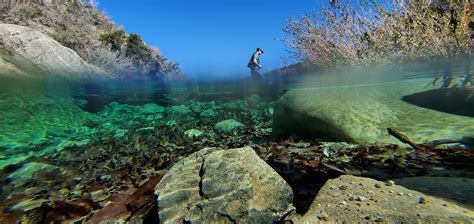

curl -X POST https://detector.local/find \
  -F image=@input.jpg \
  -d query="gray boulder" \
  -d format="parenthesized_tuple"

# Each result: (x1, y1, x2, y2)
(273, 79, 474, 145)
(0, 24, 107, 79)
(294, 175, 474, 223)
(154, 147, 295, 223)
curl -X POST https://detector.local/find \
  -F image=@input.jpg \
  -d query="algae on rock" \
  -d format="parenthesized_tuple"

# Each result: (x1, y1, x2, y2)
(215, 119, 245, 133)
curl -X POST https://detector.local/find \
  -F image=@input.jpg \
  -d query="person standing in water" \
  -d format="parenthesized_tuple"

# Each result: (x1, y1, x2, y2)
(248, 48, 264, 80)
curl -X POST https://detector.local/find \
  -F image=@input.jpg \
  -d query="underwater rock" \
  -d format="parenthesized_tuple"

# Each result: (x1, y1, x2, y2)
(214, 119, 245, 133)
(184, 129, 204, 138)
(113, 129, 128, 138)
(0, 153, 32, 170)
(224, 99, 249, 110)
(55, 139, 90, 151)
(136, 127, 155, 132)
(6, 162, 61, 186)
(0, 24, 106, 78)
(11, 198, 49, 212)
(395, 176, 474, 210)
(264, 102, 276, 117)
(0, 93, 99, 152)
(273, 79, 474, 145)
(145, 114, 163, 121)
(200, 108, 217, 117)
(154, 147, 295, 223)
(168, 105, 192, 114)
(247, 94, 262, 107)
(294, 175, 474, 223)
(139, 103, 165, 114)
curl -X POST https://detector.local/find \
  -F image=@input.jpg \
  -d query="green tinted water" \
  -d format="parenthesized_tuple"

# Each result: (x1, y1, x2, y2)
(0, 63, 473, 222)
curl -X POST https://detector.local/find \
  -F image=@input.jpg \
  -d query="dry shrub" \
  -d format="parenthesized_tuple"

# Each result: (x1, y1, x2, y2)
(284, 0, 472, 69)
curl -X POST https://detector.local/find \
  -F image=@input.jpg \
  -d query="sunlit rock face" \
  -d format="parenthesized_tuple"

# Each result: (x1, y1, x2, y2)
(0, 24, 107, 79)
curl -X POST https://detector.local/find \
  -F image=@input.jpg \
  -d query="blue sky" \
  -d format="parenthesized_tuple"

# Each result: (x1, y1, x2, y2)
(97, 0, 319, 79)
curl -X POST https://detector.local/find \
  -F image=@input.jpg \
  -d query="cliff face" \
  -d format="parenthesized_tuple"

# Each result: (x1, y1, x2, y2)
(0, 0, 181, 79)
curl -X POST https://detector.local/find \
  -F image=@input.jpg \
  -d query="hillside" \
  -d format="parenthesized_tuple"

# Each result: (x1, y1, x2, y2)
(0, 0, 182, 79)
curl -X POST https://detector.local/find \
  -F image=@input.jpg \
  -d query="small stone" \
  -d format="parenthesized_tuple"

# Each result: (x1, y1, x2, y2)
(419, 196, 427, 204)
(215, 119, 245, 133)
(397, 192, 404, 196)
(184, 129, 204, 138)
(317, 210, 329, 221)
(443, 203, 448, 207)
(374, 218, 384, 223)
(356, 196, 368, 202)
(388, 190, 394, 193)
(374, 183, 382, 188)
(90, 190, 109, 202)
(339, 185, 348, 190)
(98, 175, 111, 182)
(386, 180, 395, 186)
(329, 186, 335, 190)
(339, 201, 348, 206)
(407, 193, 413, 197)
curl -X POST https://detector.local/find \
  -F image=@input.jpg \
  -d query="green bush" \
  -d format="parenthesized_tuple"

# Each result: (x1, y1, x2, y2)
(125, 33, 153, 61)
(99, 30, 126, 51)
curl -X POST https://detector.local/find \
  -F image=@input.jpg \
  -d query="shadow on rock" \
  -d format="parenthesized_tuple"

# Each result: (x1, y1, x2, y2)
(402, 88, 474, 117)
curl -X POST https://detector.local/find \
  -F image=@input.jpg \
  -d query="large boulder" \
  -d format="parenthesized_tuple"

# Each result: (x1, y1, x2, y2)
(294, 175, 474, 223)
(154, 147, 295, 223)
(0, 24, 107, 79)
(273, 79, 474, 145)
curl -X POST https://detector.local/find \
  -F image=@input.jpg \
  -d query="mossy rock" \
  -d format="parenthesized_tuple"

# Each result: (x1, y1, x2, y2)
(215, 119, 245, 133)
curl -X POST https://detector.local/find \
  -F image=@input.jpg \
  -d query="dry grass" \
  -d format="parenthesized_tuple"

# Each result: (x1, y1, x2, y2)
(284, 0, 472, 70)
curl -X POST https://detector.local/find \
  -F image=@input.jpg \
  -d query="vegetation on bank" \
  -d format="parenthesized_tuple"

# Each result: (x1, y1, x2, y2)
(0, 1, 182, 79)
(284, 0, 472, 70)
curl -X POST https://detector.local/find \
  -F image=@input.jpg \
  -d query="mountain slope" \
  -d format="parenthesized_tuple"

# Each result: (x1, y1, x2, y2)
(0, 0, 182, 79)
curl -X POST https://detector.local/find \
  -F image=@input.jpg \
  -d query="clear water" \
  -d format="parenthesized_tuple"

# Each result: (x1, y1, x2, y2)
(0, 62, 473, 222)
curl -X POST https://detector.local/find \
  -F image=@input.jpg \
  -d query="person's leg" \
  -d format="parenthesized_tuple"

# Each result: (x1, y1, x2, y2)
(250, 66, 262, 81)
(250, 66, 258, 78)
